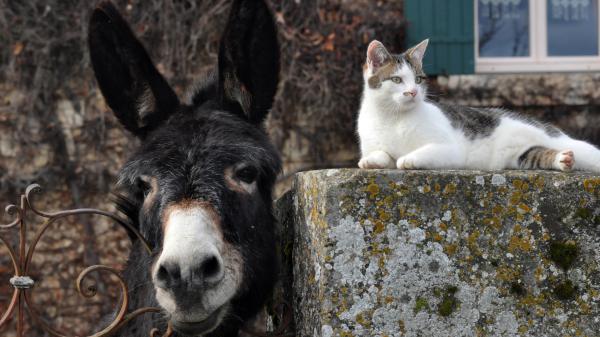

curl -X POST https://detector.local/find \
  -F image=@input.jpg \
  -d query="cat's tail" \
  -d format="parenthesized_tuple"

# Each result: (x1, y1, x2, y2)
(562, 138, 600, 173)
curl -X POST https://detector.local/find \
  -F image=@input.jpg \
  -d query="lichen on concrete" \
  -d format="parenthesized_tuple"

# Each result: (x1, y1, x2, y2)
(286, 169, 600, 337)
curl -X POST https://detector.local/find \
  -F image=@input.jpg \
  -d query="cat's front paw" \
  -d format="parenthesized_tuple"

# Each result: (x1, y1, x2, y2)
(358, 157, 387, 169)
(396, 156, 417, 170)
(358, 151, 395, 169)
(554, 150, 575, 171)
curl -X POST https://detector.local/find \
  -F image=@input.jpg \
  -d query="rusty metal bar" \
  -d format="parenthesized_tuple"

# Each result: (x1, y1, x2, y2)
(0, 184, 171, 337)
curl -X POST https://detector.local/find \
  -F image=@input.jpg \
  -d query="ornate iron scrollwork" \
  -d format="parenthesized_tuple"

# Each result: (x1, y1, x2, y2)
(0, 184, 171, 337)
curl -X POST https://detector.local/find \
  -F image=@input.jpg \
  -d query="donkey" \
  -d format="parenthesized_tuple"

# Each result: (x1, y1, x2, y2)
(88, 0, 281, 336)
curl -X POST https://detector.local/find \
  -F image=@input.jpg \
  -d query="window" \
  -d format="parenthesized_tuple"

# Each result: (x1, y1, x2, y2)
(404, 0, 600, 75)
(476, 0, 600, 72)
(404, 0, 475, 75)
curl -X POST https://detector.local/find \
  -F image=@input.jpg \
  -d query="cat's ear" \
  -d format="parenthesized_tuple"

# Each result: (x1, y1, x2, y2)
(366, 40, 392, 72)
(406, 39, 429, 67)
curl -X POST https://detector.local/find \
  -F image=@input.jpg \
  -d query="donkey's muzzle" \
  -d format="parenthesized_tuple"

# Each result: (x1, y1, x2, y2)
(152, 204, 240, 323)
(153, 203, 226, 294)
(155, 253, 224, 290)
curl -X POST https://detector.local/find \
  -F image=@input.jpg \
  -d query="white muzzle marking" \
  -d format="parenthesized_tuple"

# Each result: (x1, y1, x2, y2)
(153, 204, 242, 322)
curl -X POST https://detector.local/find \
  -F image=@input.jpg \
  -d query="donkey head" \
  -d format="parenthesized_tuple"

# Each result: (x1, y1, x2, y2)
(89, 1, 280, 335)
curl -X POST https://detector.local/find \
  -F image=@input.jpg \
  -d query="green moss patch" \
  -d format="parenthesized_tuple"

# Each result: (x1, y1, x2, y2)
(414, 297, 429, 314)
(553, 280, 577, 300)
(510, 282, 527, 297)
(437, 286, 460, 317)
(575, 208, 592, 219)
(549, 241, 578, 270)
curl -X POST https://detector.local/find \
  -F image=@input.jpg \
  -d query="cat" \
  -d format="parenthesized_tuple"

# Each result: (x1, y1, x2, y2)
(357, 39, 600, 173)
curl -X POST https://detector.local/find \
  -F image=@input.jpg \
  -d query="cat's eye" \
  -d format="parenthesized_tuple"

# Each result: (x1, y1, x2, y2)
(235, 166, 258, 184)
(390, 76, 402, 84)
(415, 76, 425, 84)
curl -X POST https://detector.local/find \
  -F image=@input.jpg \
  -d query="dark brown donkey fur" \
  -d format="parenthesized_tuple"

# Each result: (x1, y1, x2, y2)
(88, 0, 281, 336)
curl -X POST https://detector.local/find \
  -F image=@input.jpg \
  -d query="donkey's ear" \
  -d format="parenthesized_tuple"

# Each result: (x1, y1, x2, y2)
(217, 0, 279, 124)
(88, 1, 179, 138)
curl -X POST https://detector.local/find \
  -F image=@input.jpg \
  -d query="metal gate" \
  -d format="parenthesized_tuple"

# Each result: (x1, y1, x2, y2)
(0, 184, 172, 337)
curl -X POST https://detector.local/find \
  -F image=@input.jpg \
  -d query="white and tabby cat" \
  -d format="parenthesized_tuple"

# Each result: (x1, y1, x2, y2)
(357, 39, 600, 172)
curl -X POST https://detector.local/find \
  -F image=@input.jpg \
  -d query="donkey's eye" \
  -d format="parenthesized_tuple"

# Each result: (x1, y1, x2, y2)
(415, 76, 425, 84)
(235, 166, 258, 184)
(390, 76, 402, 84)
(137, 176, 152, 198)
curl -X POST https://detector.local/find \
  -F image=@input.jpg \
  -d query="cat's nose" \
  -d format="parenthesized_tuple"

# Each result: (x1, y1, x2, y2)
(403, 89, 417, 97)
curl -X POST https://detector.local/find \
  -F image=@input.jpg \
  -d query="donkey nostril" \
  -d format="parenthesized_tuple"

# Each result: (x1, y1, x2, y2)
(157, 266, 168, 282)
(201, 255, 222, 281)
(156, 262, 181, 287)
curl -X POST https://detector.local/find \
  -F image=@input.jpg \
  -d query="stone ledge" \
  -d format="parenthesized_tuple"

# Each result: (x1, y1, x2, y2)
(284, 169, 600, 337)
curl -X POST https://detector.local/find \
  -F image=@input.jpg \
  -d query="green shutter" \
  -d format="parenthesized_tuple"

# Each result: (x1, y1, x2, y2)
(404, 0, 475, 75)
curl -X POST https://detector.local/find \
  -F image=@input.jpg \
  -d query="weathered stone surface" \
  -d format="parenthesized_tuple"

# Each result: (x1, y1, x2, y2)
(286, 169, 600, 337)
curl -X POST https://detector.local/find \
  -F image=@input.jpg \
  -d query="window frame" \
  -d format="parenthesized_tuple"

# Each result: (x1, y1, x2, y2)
(475, 0, 600, 73)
